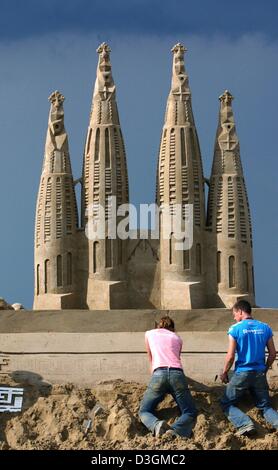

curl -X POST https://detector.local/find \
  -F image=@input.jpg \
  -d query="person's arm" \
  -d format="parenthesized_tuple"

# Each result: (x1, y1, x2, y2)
(145, 335, 153, 373)
(265, 337, 276, 371)
(220, 335, 237, 383)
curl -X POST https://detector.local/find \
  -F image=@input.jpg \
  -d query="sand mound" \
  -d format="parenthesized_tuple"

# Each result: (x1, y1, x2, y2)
(0, 374, 277, 450)
(0, 298, 13, 310)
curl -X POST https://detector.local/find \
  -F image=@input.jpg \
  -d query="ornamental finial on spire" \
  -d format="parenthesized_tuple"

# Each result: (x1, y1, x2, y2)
(94, 42, 115, 101)
(97, 42, 111, 55)
(48, 90, 65, 108)
(170, 43, 190, 101)
(219, 90, 234, 105)
(171, 43, 187, 54)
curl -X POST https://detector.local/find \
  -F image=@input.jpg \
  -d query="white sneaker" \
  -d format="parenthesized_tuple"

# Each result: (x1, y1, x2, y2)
(236, 423, 256, 436)
(154, 420, 170, 437)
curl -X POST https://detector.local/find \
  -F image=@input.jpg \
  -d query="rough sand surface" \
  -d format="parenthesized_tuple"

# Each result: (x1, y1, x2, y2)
(0, 374, 277, 450)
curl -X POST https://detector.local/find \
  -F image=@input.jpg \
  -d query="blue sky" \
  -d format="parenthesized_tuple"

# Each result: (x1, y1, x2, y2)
(0, 0, 277, 308)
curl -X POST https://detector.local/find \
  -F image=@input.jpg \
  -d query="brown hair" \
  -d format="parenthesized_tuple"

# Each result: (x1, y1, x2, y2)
(233, 300, 252, 314)
(158, 316, 175, 331)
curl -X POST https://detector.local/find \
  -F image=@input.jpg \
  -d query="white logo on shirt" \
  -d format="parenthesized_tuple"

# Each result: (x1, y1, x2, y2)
(242, 329, 264, 335)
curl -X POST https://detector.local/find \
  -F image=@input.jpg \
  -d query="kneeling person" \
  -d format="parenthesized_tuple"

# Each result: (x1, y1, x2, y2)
(139, 316, 197, 438)
(220, 300, 278, 436)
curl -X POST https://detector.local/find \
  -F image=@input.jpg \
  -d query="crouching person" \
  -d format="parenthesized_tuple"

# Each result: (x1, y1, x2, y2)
(220, 300, 278, 436)
(139, 316, 197, 438)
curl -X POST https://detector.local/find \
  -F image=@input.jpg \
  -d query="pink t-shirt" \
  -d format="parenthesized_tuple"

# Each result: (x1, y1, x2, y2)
(145, 328, 183, 373)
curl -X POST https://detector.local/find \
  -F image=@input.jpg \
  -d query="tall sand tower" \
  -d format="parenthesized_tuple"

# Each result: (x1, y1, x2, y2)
(156, 44, 206, 308)
(206, 90, 255, 307)
(81, 43, 129, 309)
(34, 91, 79, 309)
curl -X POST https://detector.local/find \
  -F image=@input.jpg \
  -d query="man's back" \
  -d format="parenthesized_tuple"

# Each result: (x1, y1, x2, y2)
(228, 319, 273, 371)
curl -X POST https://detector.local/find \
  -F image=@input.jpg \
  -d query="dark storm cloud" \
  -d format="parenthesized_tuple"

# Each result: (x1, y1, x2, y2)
(0, 0, 278, 41)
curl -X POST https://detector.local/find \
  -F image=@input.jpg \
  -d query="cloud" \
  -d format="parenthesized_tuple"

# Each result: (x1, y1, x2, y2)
(0, 31, 277, 307)
(0, 0, 278, 41)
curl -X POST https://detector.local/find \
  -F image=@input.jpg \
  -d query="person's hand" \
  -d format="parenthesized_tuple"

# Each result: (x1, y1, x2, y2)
(220, 371, 229, 384)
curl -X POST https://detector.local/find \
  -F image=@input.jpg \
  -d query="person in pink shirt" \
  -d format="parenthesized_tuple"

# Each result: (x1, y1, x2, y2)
(139, 316, 197, 438)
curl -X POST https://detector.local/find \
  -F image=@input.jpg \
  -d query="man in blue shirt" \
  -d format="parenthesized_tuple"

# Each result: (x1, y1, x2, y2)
(220, 300, 278, 436)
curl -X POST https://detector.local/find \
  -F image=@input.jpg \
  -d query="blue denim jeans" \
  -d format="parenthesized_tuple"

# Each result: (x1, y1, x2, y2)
(139, 368, 197, 437)
(220, 370, 278, 430)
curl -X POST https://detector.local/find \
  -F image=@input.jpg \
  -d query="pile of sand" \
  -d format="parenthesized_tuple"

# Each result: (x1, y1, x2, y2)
(0, 298, 13, 310)
(0, 298, 24, 310)
(0, 374, 277, 450)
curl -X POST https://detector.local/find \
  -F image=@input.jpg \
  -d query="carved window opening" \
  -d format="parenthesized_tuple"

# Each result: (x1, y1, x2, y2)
(67, 252, 72, 285)
(237, 178, 247, 242)
(36, 264, 40, 295)
(169, 130, 176, 212)
(44, 177, 52, 242)
(65, 177, 72, 235)
(229, 256, 235, 288)
(183, 238, 190, 270)
(158, 130, 167, 206)
(94, 128, 100, 161)
(93, 241, 99, 273)
(36, 177, 44, 247)
(217, 251, 221, 283)
(44, 259, 50, 294)
(180, 128, 186, 166)
(105, 237, 112, 268)
(105, 128, 110, 168)
(51, 152, 55, 173)
(216, 176, 223, 233)
(57, 255, 62, 287)
(189, 128, 197, 160)
(206, 177, 215, 228)
(227, 177, 235, 238)
(243, 261, 249, 292)
(114, 127, 123, 205)
(56, 177, 62, 239)
(196, 243, 202, 275)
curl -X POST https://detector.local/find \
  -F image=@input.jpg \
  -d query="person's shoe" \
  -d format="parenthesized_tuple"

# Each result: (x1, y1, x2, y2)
(165, 429, 178, 439)
(154, 420, 170, 437)
(236, 423, 257, 436)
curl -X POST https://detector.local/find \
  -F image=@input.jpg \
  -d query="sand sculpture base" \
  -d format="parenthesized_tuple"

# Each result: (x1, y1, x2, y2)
(0, 309, 277, 386)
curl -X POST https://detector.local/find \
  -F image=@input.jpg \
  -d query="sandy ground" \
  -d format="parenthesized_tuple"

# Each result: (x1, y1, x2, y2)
(0, 374, 277, 450)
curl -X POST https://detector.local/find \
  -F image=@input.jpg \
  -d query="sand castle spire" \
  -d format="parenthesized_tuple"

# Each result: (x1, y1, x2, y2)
(206, 90, 255, 307)
(156, 44, 206, 309)
(81, 43, 129, 309)
(33, 91, 79, 309)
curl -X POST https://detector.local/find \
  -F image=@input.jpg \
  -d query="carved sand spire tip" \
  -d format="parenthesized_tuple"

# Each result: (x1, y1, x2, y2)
(169, 43, 190, 101)
(93, 41, 115, 101)
(219, 90, 234, 104)
(48, 90, 65, 107)
(171, 43, 187, 54)
(96, 42, 111, 54)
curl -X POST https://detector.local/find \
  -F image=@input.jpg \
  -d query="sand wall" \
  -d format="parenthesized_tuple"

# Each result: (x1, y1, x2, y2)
(0, 309, 277, 385)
